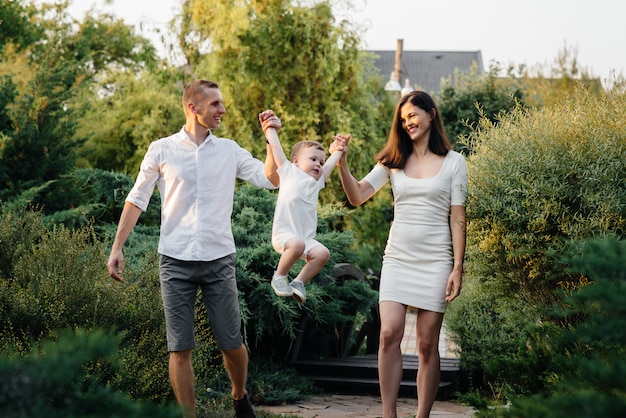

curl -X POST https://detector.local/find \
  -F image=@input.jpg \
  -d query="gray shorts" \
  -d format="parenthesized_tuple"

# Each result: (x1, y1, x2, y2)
(159, 254, 243, 352)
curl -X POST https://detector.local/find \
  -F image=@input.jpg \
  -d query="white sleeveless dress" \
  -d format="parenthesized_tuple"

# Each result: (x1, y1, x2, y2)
(363, 151, 468, 313)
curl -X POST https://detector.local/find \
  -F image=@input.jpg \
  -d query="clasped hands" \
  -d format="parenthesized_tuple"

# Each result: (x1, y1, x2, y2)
(330, 133, 351, 156)
(259, 110, 282, 133)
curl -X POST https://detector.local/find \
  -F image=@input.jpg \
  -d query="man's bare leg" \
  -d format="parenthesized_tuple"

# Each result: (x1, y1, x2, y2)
(169, 349, 196, 418)
(223, 343, 250, 400)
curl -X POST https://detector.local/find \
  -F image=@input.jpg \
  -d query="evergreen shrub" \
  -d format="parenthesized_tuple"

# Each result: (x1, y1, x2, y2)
(478, 236, 626, 417)
(0, 328, 179, 418)
(1, 182, 378, 407)
(194, 185, 378, 398)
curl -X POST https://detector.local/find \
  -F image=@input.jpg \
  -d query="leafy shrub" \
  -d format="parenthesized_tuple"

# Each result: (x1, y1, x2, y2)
(446, 280, 538, 401)
(447, 88, 626, 401)
(466, 89, 625, 305)
(1, 183, 378, 407)
(0, 205, 171, 402)
(0, 207, 115, 343)
(0, 206, 48, 280)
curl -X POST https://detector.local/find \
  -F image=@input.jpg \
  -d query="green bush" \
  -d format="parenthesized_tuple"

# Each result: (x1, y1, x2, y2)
(467, 88, 625, 304)
(0, 207, 117, 344)
(477, 236, 626, 417)
(0, 328, 180, 418)
(2, 168, 162, 229)
(447, 88, 626, 401)
(446, 280, 538, 401)
(0, 205, 172, 402)
(1, 183, 377, 407)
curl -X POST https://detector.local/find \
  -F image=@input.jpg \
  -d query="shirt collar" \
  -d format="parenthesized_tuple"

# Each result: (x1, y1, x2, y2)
(178, 127, 215, 148)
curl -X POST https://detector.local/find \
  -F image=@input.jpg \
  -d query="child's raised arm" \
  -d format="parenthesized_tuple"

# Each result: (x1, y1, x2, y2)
(322, 148, 343, 182)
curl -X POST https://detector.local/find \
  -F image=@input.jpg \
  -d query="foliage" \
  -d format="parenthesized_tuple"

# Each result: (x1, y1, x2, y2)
(0, 2, 157, 211)
(1, 168, 161, 231)
(438, 63, 525, 153)
(0, 38, 81, 206)
(179, 0, 392, 204)
(63, 9, 157, 73)
(247, 360, 318, 405)
(446, 87, 626, 403)
(493, 43, 606, 107)
(466, 88, 625, 305)
(48, 168, 161, 228)
(446, 280, 537, 402)
(0, 205, 171, 402)
(477, 235, 626, 417)
(0, 0, 40, 50)
(198, 359, 317, 409)
(0, 328, 180, 418)
(75, 69, 184, 175)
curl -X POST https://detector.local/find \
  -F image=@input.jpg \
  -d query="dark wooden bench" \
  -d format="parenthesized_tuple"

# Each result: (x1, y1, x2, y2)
(290, 354, 460, 399)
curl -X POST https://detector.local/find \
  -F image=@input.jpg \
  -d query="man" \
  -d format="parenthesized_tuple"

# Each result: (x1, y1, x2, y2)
(106, 80, 280, 418)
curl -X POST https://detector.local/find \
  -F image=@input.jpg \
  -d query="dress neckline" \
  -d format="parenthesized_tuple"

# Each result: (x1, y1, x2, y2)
(401, 152, 450, 180)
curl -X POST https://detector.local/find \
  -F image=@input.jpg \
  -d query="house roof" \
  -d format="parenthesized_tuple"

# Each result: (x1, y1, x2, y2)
(369, 50, 484, 95)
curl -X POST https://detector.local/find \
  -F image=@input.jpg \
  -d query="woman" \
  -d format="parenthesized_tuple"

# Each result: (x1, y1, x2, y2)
(333, 91, 467, 418)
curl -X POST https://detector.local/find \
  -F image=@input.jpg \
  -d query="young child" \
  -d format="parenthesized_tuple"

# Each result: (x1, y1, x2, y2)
(259, 110, 343, 303)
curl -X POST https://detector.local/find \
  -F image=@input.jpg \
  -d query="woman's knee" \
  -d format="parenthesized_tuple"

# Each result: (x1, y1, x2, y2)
(416, 337, 439, 362)
(379, 324, 403, 349)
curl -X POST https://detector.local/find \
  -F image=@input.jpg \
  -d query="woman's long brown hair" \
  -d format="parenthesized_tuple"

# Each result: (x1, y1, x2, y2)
(376, 91, 452, 169)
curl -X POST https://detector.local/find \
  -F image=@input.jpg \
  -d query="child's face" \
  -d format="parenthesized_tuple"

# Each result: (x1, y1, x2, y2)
(293, 146, 326, 181)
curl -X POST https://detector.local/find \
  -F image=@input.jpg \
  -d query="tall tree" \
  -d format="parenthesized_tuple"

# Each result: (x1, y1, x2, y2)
(0, 2, 157, 210)
(0, 26, 81, 203)
(0, 0, 40, 50)
(177, 0, 392, 203)
(76, 68, 183, 175)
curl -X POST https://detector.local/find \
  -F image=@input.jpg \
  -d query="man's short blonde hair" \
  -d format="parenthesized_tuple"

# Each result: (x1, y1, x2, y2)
(182, 80, 219, 107)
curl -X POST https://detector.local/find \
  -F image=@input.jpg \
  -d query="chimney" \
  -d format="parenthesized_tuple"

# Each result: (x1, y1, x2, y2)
(394, 39, 403, 84)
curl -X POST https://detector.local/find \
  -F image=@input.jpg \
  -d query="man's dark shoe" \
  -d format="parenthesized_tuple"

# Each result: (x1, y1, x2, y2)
(233, 393, 256, 418)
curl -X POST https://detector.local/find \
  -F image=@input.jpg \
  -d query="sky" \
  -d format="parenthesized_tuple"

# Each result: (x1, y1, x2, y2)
(66, 0, 626, 84)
